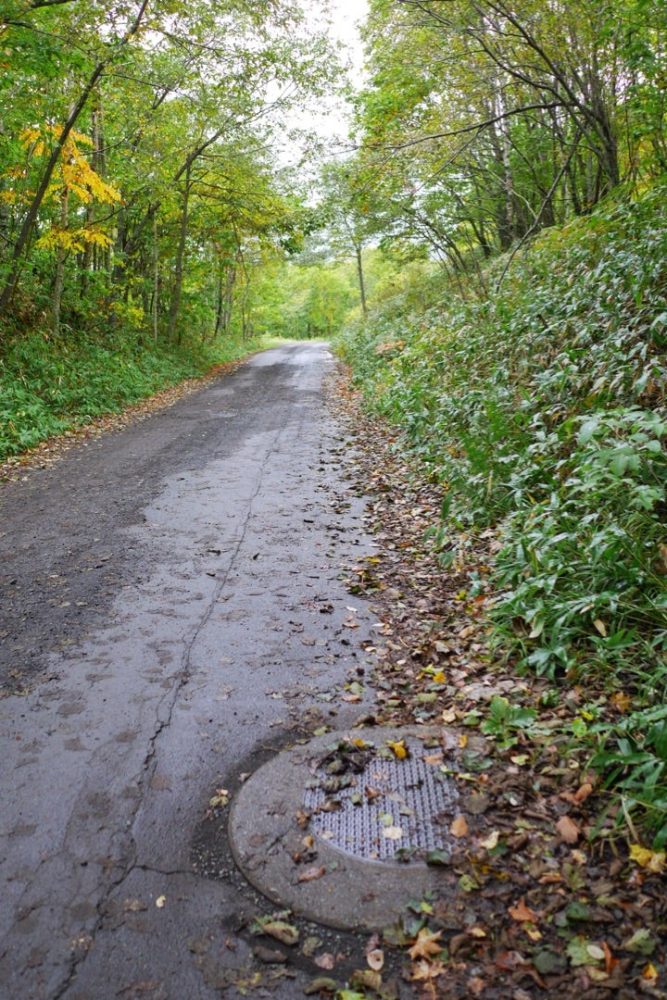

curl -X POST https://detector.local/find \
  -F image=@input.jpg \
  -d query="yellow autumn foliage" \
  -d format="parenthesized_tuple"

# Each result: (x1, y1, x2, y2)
(36, 227, 114, 253)
(18, 124, 121, 206)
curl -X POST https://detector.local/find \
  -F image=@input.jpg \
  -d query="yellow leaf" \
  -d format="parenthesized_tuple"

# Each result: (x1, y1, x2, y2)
(642, 963, 658, 984)
(458, 733, 468, 749)
(593, 618, 607, 637)
(629, 844, 666, 873)
(387, 739, 409, 760)
(611, 691, 632, 713)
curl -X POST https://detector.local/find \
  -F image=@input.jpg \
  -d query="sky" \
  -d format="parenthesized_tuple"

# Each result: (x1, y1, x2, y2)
(327, 0, 368, 84)
(276, 0, 369, 168)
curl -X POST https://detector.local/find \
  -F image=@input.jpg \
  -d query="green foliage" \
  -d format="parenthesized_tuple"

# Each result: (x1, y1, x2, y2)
(0, 328, 262, 460)
(479, 696, 538, 747)
(339, 185, 667, 840)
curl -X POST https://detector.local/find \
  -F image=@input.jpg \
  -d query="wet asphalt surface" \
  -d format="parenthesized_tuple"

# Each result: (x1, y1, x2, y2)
(0, 343, 397, 999)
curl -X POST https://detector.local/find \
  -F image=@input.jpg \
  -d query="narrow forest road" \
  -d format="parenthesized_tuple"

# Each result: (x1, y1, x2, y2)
(0, 343, 385, 999)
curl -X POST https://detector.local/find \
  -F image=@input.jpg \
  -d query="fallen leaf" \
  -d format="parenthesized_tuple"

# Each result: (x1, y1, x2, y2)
(257, 920, 299, 946)
(295, 809, 311, 829)
(350, 969, 383, 992)
(366, 948, 384, 972)
(508, 898, 538, 923)
(155, 895, 166, 909)
(382, 825, 403, 840)
(297, 866, 326, 883)
(629, 843, 666, 873)
(566, 936, 604, 967)
(623, 929, 657, 956)
(408, 928, 444, 961)
(556, 815, 580, 844)
(123, 898, 147, 912)
(611, 691, 632, 713)
(479, 830, 499, 851)
(303, 977, 337, 996)
(411, 959, 446, 981)
(561, 782, 593, 806)
(209, 788, 229, 808)
(314, 952, 335, 970)
(450, 814, 469, 838)
(642, 963, 659, 985)
(386, 738, 409, 759)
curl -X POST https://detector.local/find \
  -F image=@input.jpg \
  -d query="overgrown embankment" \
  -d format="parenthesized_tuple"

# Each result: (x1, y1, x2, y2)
(0, 330, 269, 463)
(340, 187, 667, 844)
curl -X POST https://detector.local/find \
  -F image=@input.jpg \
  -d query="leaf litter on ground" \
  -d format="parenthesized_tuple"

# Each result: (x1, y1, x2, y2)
(321, 366, 667, 1000)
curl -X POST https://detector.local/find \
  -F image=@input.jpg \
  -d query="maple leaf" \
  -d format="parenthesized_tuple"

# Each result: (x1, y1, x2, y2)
(408, 928, 444, 961)
(411, 958, 447, 980)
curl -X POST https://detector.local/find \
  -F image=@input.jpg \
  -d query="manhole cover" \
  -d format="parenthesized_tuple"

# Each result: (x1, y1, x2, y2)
(303, 738, 457, 861)
(228, 726, 481, 931)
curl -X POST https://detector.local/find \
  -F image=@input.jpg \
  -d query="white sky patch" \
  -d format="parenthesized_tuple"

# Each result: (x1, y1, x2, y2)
(278, 0, 368, 170)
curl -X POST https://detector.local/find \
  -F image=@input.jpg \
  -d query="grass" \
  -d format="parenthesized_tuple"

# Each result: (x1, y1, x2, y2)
(0, 330, 277, 461)
(338, 184, 667, 844)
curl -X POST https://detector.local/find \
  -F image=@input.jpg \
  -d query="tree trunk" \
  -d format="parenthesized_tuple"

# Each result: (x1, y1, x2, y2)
(355, 244, 368, 318)
(152, 211, 159, 340)
(167, 165, 191, 343)
(52, 186, 69, 335)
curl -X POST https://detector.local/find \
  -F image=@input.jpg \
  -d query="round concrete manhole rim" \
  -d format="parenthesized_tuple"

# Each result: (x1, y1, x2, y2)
(228, 725, 485, 931)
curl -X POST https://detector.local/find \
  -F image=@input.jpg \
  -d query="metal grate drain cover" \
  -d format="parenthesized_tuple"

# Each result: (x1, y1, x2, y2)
(303, 738, 458, 862)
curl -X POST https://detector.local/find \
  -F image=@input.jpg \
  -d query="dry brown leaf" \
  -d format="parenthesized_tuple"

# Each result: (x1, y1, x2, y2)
(450, 814, 469, 838)
(556, 815, 580, 844)
(411, 959, 447, 981)
(297, 866, 326, 883)
(561, 782, 594, 806)
(314, 952, 335, 970)
(508, 898, 538, 923)
(408, 928, 444, 961)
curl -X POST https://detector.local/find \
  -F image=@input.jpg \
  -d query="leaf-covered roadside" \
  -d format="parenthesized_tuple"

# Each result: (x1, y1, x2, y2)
(0, 337, 273, 481)
(327, 369, 667, 1000)
(338, 188, 667, 849)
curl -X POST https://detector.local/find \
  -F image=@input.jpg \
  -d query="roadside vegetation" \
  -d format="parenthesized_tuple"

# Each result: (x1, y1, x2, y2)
(2, 0, 666, 854)
(333, 0, 667, 862)
(0, 0, 337, 459)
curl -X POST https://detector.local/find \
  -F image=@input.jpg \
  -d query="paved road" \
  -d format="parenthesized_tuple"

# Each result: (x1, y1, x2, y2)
(0, 343, 381, 999)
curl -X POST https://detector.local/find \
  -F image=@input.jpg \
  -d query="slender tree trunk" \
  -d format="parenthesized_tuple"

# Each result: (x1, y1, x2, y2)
(52, 186, 69, 335)
(355, 244, 368, 318)
(167, 165, 191, 343)
(152, 211, 159, 340)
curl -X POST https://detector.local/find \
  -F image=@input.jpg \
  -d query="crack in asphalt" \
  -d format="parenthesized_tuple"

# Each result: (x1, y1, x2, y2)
(51, 421, 288, 999)
(0, 346, 381, 999)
